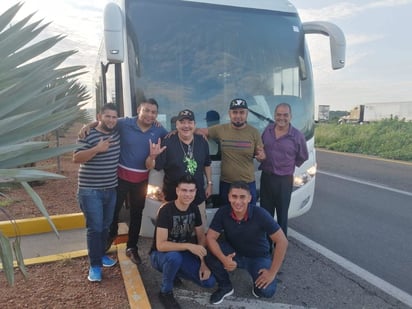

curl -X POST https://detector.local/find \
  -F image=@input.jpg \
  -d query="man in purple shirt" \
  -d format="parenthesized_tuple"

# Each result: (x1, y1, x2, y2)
(259, 103, 308, 237)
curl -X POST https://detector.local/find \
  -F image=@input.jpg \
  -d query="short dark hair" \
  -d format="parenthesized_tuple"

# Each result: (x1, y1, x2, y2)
(101, 103, 118, 114)
(229, 181, 250, 193)
(177, 175, 197, 187)
(138, 98, 159, 110)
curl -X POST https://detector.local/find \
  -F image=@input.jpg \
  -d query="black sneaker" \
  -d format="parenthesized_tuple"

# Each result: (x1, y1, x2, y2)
(105, 235, 116, 252)
(210, 286, 234, 305)
(252, 286, 260, 298)
(126, 248, 142, 265)
(158, 291, 181, 309)
(173, 276, 183, 287)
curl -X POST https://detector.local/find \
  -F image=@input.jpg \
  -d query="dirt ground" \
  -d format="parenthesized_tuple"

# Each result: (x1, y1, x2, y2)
(0, 122, 129, 309)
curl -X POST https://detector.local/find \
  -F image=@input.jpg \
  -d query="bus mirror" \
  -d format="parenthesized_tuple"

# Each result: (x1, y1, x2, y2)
(302, 21, 346, 70)
(104, 3, 124, 63)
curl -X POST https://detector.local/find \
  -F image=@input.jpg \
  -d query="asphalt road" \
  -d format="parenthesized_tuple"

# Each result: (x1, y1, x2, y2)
(290, 149, 412, 296)
(137, 150, 412, 308)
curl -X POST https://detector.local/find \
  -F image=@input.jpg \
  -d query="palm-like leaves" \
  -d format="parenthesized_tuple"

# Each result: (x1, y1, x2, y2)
(0, 3, 90, 285)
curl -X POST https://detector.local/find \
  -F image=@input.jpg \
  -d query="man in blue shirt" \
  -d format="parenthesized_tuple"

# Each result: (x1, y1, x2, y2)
(110, 98, 168, 264)
(205, 181, 288, 305)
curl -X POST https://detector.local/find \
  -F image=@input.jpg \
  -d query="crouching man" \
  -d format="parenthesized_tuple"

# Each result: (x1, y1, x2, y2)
(205, 181, 288, 305)
(150, 175, 216, 309)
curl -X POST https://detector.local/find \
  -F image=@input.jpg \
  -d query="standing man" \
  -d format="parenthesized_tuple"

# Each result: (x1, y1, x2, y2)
(147, 109, 212, 231)
(150, 175, 216, 309)
(197, 98, 265, 206)
(259, 103, 308, 236)
(111, 98, 168, 264)
(74, 103, 121, 282)
(80, 98, 168, 264)
(205, 181, 288, 305)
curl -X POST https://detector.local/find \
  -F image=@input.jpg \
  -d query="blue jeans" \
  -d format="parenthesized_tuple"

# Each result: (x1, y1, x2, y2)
(78, 188, 116, 267)
(219, 181, 257, 206)
(205, 241, 277, 298)
(150, 250, 216, 293)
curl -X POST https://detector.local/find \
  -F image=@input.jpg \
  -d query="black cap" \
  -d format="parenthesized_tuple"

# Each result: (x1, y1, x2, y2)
(229, 98, 248, 110)
(176, 109, 195, 121)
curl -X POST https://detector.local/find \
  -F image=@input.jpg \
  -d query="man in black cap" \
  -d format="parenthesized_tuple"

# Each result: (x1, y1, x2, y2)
(146, 109, 212, 231)
(197, 99, 266, 206)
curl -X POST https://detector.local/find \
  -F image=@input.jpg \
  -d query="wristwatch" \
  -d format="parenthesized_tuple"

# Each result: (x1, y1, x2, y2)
(207, 181, 213, 185)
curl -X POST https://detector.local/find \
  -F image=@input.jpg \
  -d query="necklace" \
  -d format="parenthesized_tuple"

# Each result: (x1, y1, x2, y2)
(179, 138, 197, 175)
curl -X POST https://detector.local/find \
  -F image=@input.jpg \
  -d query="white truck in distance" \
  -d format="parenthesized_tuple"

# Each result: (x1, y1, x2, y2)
(339, 101, 412, 124)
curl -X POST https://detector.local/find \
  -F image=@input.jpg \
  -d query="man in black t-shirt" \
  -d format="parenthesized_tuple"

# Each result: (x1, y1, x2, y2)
(147, 109, 213, 232)
(150, 175, 215, 309)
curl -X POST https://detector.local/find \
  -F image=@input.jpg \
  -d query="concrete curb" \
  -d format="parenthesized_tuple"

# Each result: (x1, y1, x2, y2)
(0, 212, 85, 237)
(117, 243, 151, 309)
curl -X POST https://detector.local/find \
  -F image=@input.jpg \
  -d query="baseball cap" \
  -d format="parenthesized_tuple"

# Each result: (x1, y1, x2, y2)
(176, 109, 195, 121)
(205, 110, 220, 122)
(229, 98, 248, 110)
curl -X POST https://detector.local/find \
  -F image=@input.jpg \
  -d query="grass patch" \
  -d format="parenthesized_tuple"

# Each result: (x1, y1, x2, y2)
(315, 119, 412, 161)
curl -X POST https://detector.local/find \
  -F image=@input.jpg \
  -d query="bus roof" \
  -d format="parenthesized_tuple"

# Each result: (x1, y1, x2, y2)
(182, 0, 298, 13)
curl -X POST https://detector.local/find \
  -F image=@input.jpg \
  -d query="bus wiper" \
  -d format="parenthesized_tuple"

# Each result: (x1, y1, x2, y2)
(248, 108, 274, 123)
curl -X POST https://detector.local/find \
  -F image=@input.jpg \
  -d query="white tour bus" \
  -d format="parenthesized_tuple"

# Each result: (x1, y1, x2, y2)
(95, 0, 346, 236)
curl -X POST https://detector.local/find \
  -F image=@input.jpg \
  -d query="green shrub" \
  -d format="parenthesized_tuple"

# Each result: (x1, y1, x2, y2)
(0, 3, 89, 285)
(315, 120, 412, 161)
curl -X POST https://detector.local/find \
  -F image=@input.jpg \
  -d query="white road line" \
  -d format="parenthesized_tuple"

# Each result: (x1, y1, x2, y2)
(289, 228, 412, 307)
(318, 170, 412, 197)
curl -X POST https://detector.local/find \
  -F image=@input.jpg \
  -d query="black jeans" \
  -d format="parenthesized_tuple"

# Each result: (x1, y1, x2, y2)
(260, 171, 293, 237)
(109, 178, 148, 249)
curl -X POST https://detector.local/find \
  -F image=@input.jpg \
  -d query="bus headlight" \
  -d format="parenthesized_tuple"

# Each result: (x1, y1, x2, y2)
(146, 184, 164, 201)
(293, 164, 317, 189)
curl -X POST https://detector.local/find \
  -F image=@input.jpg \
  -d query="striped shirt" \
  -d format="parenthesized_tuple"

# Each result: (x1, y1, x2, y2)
(76, 128, 121, 189)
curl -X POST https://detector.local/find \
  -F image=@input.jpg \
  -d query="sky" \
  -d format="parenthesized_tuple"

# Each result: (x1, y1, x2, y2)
(1, 0, 412, 112)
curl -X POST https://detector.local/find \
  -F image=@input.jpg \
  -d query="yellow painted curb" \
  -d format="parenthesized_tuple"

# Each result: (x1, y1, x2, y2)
(0, 248, 119, 269)
(117, 243, 151, 309)
(14, 249, 89, 267)
(0, 213, 85, 237)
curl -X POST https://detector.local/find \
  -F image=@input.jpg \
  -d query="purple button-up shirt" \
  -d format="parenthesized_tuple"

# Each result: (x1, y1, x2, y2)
(259, 123, 308, 176)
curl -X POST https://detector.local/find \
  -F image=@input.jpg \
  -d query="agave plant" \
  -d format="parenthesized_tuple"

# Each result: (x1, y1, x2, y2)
(0, 3, 90, 285)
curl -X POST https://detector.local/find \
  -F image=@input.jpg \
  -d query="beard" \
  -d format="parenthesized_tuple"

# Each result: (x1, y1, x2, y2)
(231, 121, 246, 128)
(100, 123, 115, 132)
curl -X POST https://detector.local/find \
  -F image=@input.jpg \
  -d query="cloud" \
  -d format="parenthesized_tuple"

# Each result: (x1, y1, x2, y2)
(347, 33, 383, 46)
(1, 0, 106, 105)
(298, 0, 412, 21)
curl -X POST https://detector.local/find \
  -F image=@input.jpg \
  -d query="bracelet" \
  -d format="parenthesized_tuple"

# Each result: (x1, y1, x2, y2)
(207, 181, 213, 185)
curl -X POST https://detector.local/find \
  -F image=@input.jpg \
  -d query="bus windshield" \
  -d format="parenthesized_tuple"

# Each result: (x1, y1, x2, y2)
(125, 0, 314, 138)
